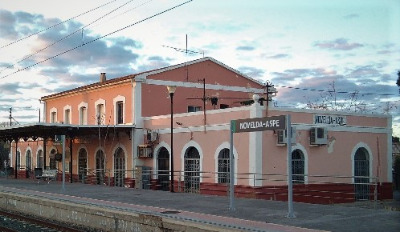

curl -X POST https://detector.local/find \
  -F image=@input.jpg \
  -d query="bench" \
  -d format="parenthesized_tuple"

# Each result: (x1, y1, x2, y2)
(36, 169, 58, 184)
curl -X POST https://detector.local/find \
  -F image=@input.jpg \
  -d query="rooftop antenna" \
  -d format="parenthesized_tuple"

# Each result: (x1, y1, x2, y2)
(162, 34, 205, 81)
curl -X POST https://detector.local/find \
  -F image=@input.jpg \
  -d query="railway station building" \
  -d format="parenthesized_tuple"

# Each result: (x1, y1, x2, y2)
(0, 57, 393, 203)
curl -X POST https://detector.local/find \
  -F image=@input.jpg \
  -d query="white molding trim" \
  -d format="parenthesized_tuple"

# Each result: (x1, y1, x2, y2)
(351, 142, 373, 183)
(181, 140, 204, 182)
(94, 98, 106, 125)
(146, 78, 264, 94)
(152, 141, 171, 179)
(63, 105, 72, 124)
(214, 142, 238, 185)
(78, 102, 88, 125)
(111, 144, 128, 178)
(113, 95, 126, 125)
(291, 144, 309, 184)
(49, 107, 57, 123)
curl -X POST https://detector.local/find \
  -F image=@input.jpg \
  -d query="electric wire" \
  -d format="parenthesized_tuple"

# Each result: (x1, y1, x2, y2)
(0, 0, 139, 74)
(0, 0, 194, 80)
(0, 0, 118, 50)
(275, 84, 399, 97)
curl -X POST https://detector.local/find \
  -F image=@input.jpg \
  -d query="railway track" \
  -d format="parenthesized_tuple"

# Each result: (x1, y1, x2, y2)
(0, 209, 90, 232)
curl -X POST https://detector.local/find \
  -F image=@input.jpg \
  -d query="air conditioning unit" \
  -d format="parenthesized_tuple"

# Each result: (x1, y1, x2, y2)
(138, 145, 153, 158)
(310, 127, 328, 145)
(277, 127, 296, 145)
(146, 130, 159, 142)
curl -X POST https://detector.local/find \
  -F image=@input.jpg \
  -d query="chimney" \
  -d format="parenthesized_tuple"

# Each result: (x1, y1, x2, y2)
(100, 73, 106, 83)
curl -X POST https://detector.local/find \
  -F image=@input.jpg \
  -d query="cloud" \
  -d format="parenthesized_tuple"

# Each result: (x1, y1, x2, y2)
(314, 38, 363, 51)
(271, 68, 337, 84)
(347, 65, 380, 79)
(236, 45, 255, 51)
(0, 83, 22, 95)
(267, 54, 290, 59)
(343, 14, 359, 19)
(237, 66, 265, 78)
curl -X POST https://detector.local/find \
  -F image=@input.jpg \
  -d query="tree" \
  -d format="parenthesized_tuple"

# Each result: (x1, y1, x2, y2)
(305, 81, 366, 113)
(397, 70, 400, 94)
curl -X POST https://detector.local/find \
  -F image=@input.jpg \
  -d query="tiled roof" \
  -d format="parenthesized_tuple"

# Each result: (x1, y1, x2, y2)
(41, 57, 264, 100)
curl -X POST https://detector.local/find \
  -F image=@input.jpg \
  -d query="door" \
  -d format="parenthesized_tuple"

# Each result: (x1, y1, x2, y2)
(96, 150, 105, 185)
(114, 147, 125, 187)
(157, 147, 170, 191)
(354, 148, 370, 200)
(78, 148, 88, 183)
(184, 147, 200, 193)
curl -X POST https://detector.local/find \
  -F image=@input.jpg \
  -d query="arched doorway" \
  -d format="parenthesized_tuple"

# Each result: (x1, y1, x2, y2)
(78, 148, 88, 182)
(292, 149, 305, 184)
(217, 148, 231, 184)
(354, 147, 370, 200)
(114, 147, 125, 187)
(184, 146, 200, 193)
(49, 149, 57, 169)
(37, 150, 44, 169)
(26, 150, 31, 178)
(96, 150, 105, 185)
(157, 147, 169, 191)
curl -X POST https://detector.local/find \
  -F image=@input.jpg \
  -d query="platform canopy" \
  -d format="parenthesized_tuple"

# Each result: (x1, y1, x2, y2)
(0, 123, 134, 141)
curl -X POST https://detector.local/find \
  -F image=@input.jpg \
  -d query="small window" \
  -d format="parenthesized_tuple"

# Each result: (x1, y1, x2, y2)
(188, 106, 201, 113)
(117, 101, 124, 124)
(96, 104, 105, 125)
(79, 106, 87, 125)
(220, 104, 229, 109)
(64, 109, 71, 124)
(51, 112, 56, 123)
(218, 148, 232, 184)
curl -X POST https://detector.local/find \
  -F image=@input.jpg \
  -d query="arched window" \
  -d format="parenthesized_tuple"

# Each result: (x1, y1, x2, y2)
(95, 150, 105, 185)
(157, 147, 169, 191)
(354, 147, 370, 200)
(292, 149, 305, 184)
(184, 147, 200, 193)
(218, 148, 231, 184)
(49, 149, 57, 169)
(16, 150, 21, 169)
(78, 148, 88, 182)
(114, 147, 125, 187)
(26, 150, 32, 170)
(37, 150, 44, 169)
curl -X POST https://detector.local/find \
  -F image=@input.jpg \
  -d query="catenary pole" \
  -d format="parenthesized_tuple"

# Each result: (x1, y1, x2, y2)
(287, 115, 295, 218)
(229, 121, 235, 210)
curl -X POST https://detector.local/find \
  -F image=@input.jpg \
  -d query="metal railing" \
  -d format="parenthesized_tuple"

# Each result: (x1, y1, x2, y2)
(2, 167, 383, 204)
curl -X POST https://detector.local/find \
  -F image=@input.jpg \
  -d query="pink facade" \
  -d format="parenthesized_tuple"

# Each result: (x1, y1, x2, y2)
(5, 57, 393, 203)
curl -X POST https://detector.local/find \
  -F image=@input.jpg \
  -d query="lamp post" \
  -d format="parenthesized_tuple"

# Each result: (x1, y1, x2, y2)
(167, 85, 176, 192)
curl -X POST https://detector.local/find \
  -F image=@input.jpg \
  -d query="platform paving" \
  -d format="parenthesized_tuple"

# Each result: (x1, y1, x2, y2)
(0, 178, 399, 232)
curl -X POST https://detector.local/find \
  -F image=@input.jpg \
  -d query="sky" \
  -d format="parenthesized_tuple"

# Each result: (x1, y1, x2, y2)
(0, 0, 399, 136)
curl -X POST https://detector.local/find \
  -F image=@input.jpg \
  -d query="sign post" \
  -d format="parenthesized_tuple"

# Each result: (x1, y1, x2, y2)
(230, 115, 288, 212)
(286, 115, 295, 218)
(61, 135, 66, 192)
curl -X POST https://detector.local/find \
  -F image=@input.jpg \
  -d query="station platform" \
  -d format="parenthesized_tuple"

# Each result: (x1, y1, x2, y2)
(0, 178, 399, 232)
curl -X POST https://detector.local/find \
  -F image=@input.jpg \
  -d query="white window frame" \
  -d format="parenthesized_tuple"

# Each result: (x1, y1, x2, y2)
(63, 105, 72, 124)
(113, 95, 126, 125)
(78, 102, 88, 125)
(50, 107, 57, 123)
(95, 99, 106, 125)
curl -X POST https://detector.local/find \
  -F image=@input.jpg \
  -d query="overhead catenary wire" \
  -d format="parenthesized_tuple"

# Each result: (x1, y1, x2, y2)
(0, 0, 140, 74)
(0, 0, 194, 80)
(0, 0, 118, 50)
(275, 84, 400, 97)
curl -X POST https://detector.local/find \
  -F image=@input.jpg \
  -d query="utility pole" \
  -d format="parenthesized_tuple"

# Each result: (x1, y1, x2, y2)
(265, 82, 278, 116)
(9, 108, 12, 126)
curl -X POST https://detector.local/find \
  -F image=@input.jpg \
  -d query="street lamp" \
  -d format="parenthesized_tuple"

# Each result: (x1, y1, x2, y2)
(167, 85, 176, 192)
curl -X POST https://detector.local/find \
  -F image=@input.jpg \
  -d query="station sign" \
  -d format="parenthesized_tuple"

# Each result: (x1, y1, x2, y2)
(313, 114, 346, 125)
(232, 115, 286, 133)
